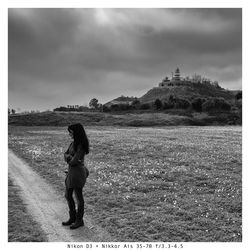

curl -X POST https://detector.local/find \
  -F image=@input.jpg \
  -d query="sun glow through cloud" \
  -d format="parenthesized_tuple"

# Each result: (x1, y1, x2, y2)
(8, 8, 242, 111)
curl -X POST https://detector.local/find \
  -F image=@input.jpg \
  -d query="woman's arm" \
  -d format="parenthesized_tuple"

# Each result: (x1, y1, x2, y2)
(68, 144, 85, 167)
(65, 154, 72, 163)
(64, 146, 72, 162)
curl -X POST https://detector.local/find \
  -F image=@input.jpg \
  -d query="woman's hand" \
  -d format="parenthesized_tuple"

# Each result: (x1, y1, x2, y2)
(64, 153, 73, 163)
(66, 155, 72, 163)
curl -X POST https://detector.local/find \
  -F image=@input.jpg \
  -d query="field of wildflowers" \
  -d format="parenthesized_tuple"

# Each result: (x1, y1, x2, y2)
(8, 125, 242, 241)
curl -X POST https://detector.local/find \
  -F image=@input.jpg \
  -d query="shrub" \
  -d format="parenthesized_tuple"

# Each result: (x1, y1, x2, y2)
(140, 103, 151, 110)
(202, 98, 231, 112)
(118, 103, 131, 111)
(78, 106, 91, 112)
(89, 98, 99, 109)
(103, 105, 111, 112)
(169, 95, 175, 103)
(217, 100, 231, 111)
(202, 99, 215, 112)
(163, 101, 175, 109)
(54, 106, 68, 112)
(131, 99, 140, 106)
(154, 99, 163, 110)
(54, 106, 84, 112)
(110, 104, 120, 111)
(236, 99, 242, 109)
(174, 98, 191, 109)
(163, 95, 175, 110)
(192, 98, 206, 112)
(235, 91, 242, 100)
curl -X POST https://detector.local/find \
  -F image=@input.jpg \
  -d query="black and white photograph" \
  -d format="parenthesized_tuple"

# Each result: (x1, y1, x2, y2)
(4, 3, 245, 247)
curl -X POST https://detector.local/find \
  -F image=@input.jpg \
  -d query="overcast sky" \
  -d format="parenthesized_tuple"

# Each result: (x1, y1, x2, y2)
(8, 8, 242, 112)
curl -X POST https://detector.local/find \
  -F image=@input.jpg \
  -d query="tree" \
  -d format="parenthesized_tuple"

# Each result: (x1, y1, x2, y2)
(132, 99, 140, 105)
(212, 81, 220, 88)
(97, 103, 103, 112)
(8, 108, 10, 115)
(192, 98, 203, 112)
(11, 109, 16, 114)
(54, 106, 68, 112)
(103, 105, 111, 112)
(174, 98, 191, 109)
(110, 104, 120, 111)
(169, 95, 175, 103)
(163, 95, 175, 110)
(118, 103, 131, 111)
(202, 98, 231, 112)
(154, 99, 162, 110)
(131, 99, 140, 109)
(163, 101, 174, 109)
(89, 98, 99, 109)
(140, 103, 151, 110)
(235, 91, 242, 100)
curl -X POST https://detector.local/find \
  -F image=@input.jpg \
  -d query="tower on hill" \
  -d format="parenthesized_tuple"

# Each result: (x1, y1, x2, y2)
(173, 67, 181, 82)
(158, 67, 218, 88)
(159, 67, 181, 87)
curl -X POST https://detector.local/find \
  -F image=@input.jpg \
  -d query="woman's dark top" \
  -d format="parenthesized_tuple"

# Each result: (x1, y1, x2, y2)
(64, 142, 89, 189)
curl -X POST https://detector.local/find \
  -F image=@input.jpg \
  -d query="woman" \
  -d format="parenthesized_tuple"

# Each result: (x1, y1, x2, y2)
(62, 123, 89, 230)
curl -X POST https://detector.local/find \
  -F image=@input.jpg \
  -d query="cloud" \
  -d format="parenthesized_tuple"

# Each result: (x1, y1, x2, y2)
(8, 8, 242, 111)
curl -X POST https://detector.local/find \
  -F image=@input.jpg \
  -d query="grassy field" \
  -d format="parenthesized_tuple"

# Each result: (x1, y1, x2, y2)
(8, 110, 241, 127)
(8, 125, 242, 242)
(8, 177, 47, 242)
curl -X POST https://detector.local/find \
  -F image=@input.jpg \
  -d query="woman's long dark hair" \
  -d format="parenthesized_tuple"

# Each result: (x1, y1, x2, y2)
(68, 123, 89, 155)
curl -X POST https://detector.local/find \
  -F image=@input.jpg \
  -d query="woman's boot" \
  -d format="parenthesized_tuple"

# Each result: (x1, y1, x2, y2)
(62, 210, 76, 226)
(70, 207, 84, 229)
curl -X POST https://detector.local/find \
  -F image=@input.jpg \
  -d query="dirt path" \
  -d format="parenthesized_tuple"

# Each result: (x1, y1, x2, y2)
(8, 149, 114, 242)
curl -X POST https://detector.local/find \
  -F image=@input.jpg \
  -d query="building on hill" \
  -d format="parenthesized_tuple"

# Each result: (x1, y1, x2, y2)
(67, 105, 79, 109)
(159, 76, 171, 87)
(172, 67, 181, 82)
(159, 67, 182, 87)
(159, 67, 216, 87)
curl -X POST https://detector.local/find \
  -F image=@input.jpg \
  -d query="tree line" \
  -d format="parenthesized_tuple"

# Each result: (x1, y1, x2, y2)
(101, 94, 242, 113)
(38, 91, 243, 114)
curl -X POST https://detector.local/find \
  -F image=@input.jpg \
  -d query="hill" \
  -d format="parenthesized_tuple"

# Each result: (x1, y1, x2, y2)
(105, 96, 137, 107)
(9, 77, 241, 127)
(139, 83, 236, 104)
(104, 81, 238, 110)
